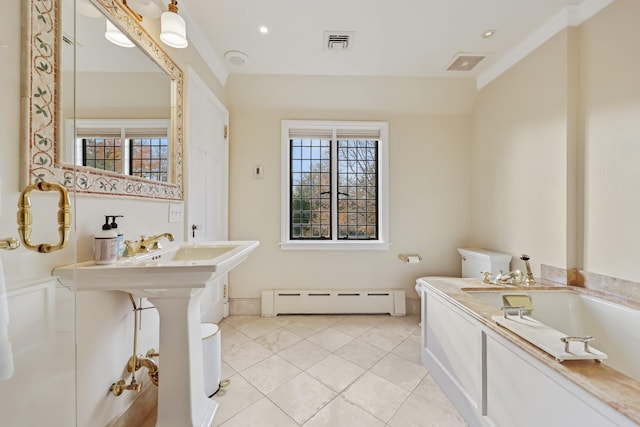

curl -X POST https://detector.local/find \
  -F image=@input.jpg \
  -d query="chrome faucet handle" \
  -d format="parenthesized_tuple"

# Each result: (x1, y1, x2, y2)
(501, 305, 525, 319)
(560, 336, 594, 353)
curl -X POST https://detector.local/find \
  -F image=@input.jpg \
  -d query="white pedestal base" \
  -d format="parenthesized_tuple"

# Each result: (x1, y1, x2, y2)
(148, 290, 218, 427)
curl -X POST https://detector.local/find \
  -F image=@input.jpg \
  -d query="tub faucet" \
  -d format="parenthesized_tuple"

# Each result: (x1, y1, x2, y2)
(520, 254, 535, 285)
(136, 233, 174, 253)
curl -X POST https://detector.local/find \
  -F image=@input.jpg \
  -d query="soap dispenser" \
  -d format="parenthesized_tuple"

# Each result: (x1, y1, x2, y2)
(109, 215, 124, 257)
(94, 216, 118, 264)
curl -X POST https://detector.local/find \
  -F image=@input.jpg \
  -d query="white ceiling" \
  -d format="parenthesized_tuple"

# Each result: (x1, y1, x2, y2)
(177, 0, 612, 87)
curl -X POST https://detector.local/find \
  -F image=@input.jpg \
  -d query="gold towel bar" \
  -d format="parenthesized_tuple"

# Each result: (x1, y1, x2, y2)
(17, 181, 71, 253)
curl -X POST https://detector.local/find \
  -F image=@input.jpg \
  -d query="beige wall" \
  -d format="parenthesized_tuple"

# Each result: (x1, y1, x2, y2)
(469, 0, 640, 283)
(227, 75, 475, 299)
(578, 0, 640, 281)
(469, 29, 573, 276)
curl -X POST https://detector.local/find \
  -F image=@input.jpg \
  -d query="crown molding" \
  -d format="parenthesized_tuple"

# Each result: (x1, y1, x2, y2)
(179, 1, 229, 86)
(477, 0, 614, 89)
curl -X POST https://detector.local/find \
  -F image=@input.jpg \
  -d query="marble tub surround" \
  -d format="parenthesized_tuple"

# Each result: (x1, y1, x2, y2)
(541, 264, 640, 304)
(418, 277, 640, 425)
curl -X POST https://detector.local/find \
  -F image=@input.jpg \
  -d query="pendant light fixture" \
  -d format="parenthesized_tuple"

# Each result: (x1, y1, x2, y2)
(160, 0, 188, 48)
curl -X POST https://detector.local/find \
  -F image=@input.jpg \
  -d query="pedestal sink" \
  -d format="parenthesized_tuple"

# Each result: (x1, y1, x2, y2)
(53, 240, 259, 427)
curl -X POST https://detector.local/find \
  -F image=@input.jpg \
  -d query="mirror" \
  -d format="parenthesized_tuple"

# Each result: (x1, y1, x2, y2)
(22, 0, 184, 200)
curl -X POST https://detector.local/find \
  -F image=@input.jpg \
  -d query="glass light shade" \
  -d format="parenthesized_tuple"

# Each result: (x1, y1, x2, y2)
(160, 11, 188, 48)
(105, 20, 135, 48)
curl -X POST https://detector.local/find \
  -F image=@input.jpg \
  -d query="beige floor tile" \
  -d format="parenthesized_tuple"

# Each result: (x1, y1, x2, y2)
(211, 315, 465, 427)
(254, 327, 303, 352)
(220, 361, 236, 380)
(234, 317, 279, 339)
(222, 340, 272, 372)
(331, 317, 376, 337)
(307, 327, 354, 352)
(277, 339, 330, 370)
(239, 355, 301, 394)
(387, 394, 467, 427)
(212, 374, 262, 426)
(334, 338, 389, 369)
(306, 354, 366, 392)
(302, 395, 385, 427)
(392, 337, 423, 365)
(267, 372, 337, 425)
(412, 374, 457, 409)
(358, 327, 406, 351)
(220, 328, 251, 354)
(219, 397, 298, 427)
(376, 316, 421, 338)
(282, 316, 334, 338)
(370, 352, 427, 391)
(221, 315, 262, 329)
(269, 314, 306, 327)
(342, 371, 410, 422)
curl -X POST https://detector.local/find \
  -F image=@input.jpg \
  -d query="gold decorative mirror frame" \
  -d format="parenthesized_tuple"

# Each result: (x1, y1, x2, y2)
(21, 0, 184, 200)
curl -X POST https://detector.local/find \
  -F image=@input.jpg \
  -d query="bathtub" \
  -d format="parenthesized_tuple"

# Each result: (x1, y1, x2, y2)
(465, 288, 640, 382)
(417, 277, 640, 427)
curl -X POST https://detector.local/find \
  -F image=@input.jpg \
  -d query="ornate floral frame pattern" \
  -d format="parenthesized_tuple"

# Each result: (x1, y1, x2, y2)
(21, 0, 184, 200)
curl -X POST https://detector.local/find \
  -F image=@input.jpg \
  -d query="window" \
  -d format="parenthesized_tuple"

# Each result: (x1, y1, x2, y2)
(70, 119, 170, 182)
(281, 120, 389, 250)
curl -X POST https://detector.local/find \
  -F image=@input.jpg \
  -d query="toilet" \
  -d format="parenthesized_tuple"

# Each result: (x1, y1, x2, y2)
(457, 248, 512, 278)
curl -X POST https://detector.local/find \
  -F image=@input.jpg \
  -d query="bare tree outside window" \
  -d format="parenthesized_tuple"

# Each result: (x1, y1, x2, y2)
(289, 137, 378, 241)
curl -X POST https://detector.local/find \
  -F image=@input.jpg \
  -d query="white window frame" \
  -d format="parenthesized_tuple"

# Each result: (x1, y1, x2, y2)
(280, 120, 390, 251)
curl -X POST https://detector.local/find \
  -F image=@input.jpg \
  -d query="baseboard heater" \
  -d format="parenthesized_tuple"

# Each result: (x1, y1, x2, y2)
(261, 289, 406, 317)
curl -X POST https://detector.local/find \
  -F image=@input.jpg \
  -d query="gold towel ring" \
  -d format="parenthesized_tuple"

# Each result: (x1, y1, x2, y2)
(17, 182, 71, 253)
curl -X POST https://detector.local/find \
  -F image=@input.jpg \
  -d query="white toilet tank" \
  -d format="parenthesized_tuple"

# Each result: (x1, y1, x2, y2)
(458, 248, 512, 278)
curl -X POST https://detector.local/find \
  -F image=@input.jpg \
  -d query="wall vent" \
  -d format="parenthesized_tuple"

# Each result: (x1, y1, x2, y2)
(324, 31, 355, 51)
(261, 289, 406, 316)
(446, 53, 486, 72)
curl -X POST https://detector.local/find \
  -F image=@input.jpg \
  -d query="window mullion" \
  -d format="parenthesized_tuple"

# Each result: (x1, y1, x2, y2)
(331, 130, 338, 241)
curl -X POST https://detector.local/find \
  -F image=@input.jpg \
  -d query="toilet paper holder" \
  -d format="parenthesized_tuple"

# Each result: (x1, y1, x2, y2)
(398, 253, 422, 263)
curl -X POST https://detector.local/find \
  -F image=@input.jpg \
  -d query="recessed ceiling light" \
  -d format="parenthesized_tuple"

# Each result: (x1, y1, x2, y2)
(482, 30, 496, 39)
(259, 25, 269, 34)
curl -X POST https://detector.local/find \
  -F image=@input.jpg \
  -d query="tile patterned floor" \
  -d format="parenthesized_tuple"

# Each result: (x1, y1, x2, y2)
(211, 314, 467, 427)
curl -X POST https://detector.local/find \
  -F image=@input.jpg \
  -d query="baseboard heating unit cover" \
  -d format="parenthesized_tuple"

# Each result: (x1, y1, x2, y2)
(261, 289, 406, 316)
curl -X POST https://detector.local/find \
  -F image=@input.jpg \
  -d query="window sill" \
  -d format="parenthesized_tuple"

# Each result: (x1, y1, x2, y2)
(279, 241, 391, 251)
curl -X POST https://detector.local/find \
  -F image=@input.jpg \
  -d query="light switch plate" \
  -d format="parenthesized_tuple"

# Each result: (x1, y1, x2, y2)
(168, 203, 184, 223)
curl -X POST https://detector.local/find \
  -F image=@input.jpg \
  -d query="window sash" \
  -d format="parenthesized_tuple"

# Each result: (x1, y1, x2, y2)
(282, 120, 389, 250)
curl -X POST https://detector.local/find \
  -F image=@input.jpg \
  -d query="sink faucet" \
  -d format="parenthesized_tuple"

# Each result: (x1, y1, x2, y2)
(136, 233, 174, 253)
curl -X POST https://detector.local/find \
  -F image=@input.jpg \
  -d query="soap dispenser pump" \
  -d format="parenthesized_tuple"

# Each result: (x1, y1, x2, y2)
(110, 215, 124, 257)
(94, 216, 118, 264)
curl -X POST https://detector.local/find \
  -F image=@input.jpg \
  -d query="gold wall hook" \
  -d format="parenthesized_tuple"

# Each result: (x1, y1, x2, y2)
(17, 182, 71, 253)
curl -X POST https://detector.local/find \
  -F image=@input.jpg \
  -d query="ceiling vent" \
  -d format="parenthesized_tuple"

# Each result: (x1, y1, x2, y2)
(446, 53, 486, 72)
(324, 31, 354, 51)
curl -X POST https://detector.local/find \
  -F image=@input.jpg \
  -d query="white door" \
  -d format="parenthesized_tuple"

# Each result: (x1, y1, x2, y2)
(186, 67, 229, 322)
